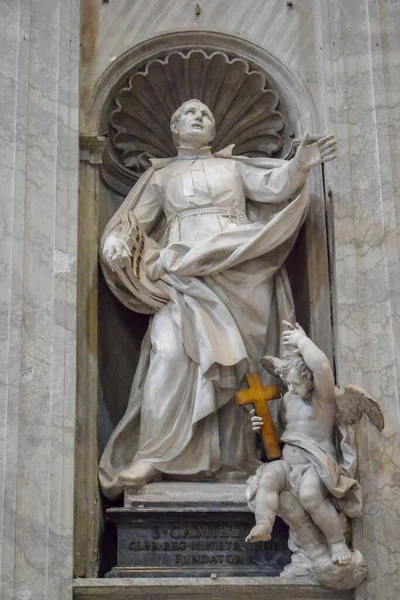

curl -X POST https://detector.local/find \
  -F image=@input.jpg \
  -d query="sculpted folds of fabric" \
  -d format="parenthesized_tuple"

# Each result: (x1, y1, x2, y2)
(99, 144, 309, 499)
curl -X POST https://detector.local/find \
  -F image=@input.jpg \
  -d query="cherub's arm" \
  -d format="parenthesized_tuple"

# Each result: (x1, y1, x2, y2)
(283, 321, 335, 403)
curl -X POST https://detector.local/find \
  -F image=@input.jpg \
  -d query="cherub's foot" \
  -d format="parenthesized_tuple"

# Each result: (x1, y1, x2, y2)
(330, 541, 352, 565)
(117, 460, 161, 486)
(245, 522, 272, 543)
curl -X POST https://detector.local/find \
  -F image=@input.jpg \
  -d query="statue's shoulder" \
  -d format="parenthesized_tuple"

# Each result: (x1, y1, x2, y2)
(149, 157, 176, 171)
(215, 144, 287, 169)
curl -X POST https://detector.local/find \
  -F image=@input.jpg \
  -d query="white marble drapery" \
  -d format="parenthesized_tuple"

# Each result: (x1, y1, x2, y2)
(0, 1, 398, 598)
(99, 149, 309, 499)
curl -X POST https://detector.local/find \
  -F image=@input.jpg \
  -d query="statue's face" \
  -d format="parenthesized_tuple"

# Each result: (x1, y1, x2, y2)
(285, 367, 312, 399)
(173, 101, 215, 147)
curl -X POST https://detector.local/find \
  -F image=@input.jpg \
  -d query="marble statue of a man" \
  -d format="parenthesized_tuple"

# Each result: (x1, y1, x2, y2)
(98, 99, 336, 499)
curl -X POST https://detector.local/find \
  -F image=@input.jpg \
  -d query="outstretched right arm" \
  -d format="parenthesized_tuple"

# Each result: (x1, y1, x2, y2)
(241, 133, 337, 205)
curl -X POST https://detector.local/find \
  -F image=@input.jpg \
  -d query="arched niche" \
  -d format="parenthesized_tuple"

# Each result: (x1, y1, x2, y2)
(76, 31, 333, 577)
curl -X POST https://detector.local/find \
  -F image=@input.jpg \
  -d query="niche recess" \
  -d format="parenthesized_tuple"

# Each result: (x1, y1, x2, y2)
(76, 31, 333, 577)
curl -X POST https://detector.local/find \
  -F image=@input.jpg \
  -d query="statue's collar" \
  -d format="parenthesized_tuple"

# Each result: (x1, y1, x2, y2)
(176, 146, 212, 159)
(149, 145, 235, 169)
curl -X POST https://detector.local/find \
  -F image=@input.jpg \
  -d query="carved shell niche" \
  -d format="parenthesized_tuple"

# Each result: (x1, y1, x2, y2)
(102, 49, 285, 192)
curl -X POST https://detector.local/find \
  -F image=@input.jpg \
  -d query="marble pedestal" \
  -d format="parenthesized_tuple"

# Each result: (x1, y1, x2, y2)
(74, 577, 353, 600)
(106, 483, 290, 578)
(81, 482, 354, 599)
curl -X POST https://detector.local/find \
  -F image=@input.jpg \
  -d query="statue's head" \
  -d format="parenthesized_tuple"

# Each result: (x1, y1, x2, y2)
(170, 99, 216, 148)
(280, 353, 314, 399)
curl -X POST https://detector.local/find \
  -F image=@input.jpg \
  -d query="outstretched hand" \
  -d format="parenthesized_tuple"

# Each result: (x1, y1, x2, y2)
(294, 132, 337, 172)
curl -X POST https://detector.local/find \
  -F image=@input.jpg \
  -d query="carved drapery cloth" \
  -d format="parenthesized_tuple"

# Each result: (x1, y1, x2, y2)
(99, 147, 309, 499)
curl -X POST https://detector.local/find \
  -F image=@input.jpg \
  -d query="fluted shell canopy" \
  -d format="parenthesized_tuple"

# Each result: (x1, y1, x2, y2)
(102, 49, 286, 191)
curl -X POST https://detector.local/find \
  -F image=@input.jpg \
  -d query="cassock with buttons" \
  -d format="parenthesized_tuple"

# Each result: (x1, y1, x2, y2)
(99, 144, 310, 499)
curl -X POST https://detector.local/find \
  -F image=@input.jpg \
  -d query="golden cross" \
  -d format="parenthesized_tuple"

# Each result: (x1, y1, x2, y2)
(235, 372, 281, 460)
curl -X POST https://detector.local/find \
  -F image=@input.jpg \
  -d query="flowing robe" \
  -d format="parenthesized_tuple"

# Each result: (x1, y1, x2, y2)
(99, 146, 309, 499)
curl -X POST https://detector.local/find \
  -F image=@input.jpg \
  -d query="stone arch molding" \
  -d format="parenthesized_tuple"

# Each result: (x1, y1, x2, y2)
(86, 31, 319, 195)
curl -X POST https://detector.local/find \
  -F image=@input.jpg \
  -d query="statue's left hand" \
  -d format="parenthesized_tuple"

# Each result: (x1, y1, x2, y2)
(294, 132, 337, 172)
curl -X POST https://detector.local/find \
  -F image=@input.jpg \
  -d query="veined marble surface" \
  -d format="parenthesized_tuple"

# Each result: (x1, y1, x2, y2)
(124, 482, 247, 507)
(81, 2, 400, 596)
(0, 1, 79, 599)
(0, 0, 399, 598)
(317, 1, 400, 598)
(79, 1, 400, 598)
(80, 0, 322, 134)
(73, 576, 352, 600)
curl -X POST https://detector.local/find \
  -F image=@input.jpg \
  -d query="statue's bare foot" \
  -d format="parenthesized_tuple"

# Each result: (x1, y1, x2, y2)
(330, 541, 352, 565)
(117, 460, 160, 486)
(245, 522, 272, 543)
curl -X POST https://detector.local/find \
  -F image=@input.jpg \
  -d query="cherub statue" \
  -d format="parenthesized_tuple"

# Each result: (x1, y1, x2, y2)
(246, 321, 384, 573)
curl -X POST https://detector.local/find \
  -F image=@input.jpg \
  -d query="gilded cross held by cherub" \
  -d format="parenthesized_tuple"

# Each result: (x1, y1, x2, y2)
(235, 373, 281, 460)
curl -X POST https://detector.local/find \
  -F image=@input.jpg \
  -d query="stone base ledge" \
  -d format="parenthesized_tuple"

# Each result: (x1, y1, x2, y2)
(73, 577, 353, 599)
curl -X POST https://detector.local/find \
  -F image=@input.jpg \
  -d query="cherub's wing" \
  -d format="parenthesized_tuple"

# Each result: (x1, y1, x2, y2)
(260, 355, 287, 394)
(335, 384, 384, 431)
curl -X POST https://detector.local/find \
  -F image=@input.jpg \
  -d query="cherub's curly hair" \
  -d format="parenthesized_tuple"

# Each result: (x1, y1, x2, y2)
(280, 353, 314, 391)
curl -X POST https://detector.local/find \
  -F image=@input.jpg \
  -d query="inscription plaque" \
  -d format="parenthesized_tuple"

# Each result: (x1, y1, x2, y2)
(106, 503, 291, 577)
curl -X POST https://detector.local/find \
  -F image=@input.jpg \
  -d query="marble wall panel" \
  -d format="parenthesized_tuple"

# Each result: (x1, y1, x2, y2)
(78, 1, 400, 598)
(1, 0, 398, 598)
(0, 1, 79, 599)
(317, 1, 400, 598)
